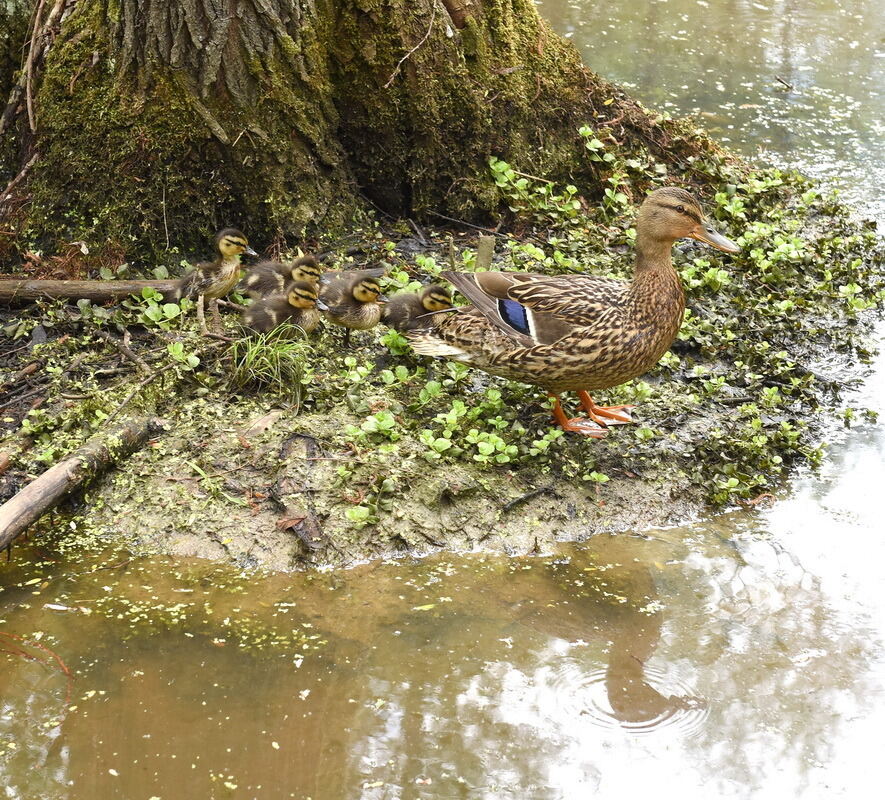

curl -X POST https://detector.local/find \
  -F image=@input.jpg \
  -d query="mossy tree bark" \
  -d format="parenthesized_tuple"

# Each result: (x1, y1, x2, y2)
(1, 0, 716, 266)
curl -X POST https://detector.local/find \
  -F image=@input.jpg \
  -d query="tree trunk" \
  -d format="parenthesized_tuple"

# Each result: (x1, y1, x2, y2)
(0, 0, 716, 266)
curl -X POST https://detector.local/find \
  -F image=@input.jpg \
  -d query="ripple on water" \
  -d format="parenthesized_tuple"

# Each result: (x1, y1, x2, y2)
(539, 659, 709, 737)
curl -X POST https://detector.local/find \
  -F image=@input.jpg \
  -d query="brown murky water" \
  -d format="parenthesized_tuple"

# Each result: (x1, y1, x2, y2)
(3, 2, 885, 798)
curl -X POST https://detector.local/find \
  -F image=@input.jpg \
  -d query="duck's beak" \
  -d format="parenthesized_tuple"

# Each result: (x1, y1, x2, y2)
(689, 220, 740, 253)
(316, 299, 330, 312)
(244, 245, 258, 257)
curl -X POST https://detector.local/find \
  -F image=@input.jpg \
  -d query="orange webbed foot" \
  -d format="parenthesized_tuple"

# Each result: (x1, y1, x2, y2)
(577, 391, 636, 426)
(550, 394, 608, 438)
(559, 417, 608, 438)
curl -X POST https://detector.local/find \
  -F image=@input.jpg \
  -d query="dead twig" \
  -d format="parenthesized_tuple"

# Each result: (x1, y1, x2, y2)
(217, 299, 247, 311)
(104, 340, 225, 424)
(0, 631, 73, 707)
(24, 0, 47, 133)
(0, 386, 44, 411)
(1, 153, 39, 203)
(502, 484, 557, 512)
(510, 168, 553, 184)
(407, 218, 429, 246)
(384, 5, 436, 88)
(775, 75, 795, 91)
(427, 210, 550, 247)
(93, 328, 152, 375)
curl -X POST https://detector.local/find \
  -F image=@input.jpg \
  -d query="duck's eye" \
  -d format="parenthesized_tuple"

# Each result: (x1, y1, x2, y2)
(676, 205, 685, 214)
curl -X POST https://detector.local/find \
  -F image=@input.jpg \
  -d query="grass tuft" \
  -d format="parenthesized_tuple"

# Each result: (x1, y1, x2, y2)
(228, 324, 310, 405)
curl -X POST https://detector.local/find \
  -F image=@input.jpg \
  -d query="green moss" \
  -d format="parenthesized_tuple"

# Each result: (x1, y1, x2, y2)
(20, 0, 357, 263)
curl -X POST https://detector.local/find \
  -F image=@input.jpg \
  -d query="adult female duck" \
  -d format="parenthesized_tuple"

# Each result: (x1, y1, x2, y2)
(407, 188, 740, 436)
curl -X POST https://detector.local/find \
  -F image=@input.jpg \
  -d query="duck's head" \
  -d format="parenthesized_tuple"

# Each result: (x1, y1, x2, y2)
(215, 228, 258, 258)
(352, 276, 384, 304)
(290, 255, 322, 284)
(638, 188, 739, 253)
(287, 280, 327, 311)
(420, 285, 453, 312)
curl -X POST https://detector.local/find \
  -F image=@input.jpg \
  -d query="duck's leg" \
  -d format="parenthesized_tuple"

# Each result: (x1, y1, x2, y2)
(343, 328, 352, 347)
(549, 394, 607, 438)
(209, 298, 223, 333)
(577, 391, 635, 425)
(196, 294, 208, 334)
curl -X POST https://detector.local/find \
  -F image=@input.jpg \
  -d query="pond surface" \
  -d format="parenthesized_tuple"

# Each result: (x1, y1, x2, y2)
(539, 0, 885, 217)
(3, 2, 885, 798)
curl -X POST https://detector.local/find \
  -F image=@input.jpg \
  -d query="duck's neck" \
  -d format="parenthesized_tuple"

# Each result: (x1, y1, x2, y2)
(633, 233, 677, 277)
(629, 233, 685, 327)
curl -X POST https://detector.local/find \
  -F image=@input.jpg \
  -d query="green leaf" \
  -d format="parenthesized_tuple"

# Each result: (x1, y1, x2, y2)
(345, 506, 371, 523)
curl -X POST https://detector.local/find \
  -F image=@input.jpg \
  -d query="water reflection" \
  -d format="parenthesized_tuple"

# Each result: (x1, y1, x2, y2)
(1, 524, 879, 798)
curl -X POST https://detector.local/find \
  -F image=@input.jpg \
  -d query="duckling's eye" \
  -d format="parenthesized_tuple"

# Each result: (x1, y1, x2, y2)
(676, 205, 685, 214)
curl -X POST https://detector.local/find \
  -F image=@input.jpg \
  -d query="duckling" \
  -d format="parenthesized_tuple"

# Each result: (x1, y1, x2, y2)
(319, 268, 386, 344)
(289, 254, 323, 285)
(240, 254, 322, 299)
(166, 228, 257, 334)
(383, 284, 453, 331)
(242, 281, 327, 334)
(407, 187, 740, 436)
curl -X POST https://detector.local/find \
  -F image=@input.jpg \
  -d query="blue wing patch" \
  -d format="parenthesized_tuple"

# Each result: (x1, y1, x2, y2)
(497, 298, 531, 336)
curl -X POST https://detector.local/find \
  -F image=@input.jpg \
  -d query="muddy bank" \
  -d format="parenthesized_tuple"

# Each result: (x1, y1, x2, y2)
(1, 167, 883, 569)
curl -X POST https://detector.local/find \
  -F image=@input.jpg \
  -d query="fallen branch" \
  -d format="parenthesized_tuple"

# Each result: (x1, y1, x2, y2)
(0, 416, 164, 551)
(0, 279, 178, 304)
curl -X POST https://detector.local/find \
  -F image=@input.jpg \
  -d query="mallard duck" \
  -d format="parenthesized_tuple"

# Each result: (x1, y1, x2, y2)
(382, 284, 453, 331)
(240, 255, 322, 299)
(319, 268, 386, 344)
(407, 187, 740, 436)
(242, 281, 327, 334)
(166, 228, 257, 333)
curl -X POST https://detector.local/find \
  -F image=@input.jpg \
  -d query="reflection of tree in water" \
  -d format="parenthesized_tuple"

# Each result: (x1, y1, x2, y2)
(340, 530, 875, 798)
(659, 517, 877, 797)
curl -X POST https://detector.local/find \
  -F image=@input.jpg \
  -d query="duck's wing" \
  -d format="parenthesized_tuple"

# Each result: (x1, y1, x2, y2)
(441, 271, 628, 346)
(240, 263, 286, 297)
(318, 279, 353, 318)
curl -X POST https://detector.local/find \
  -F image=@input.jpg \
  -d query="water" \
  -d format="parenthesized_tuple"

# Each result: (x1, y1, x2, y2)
(3, 2, 885, 798)
(537, 0, 885, 218)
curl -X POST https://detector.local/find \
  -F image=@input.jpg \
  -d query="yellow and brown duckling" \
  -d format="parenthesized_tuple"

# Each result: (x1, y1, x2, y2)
(242, 280, 327, 335)
(165, 228, 257, 333)
(382, 284, 453, 332)
(319, 267, 386, 344)
(407, 187, 740, 437)
(239, 254, 322, 299)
